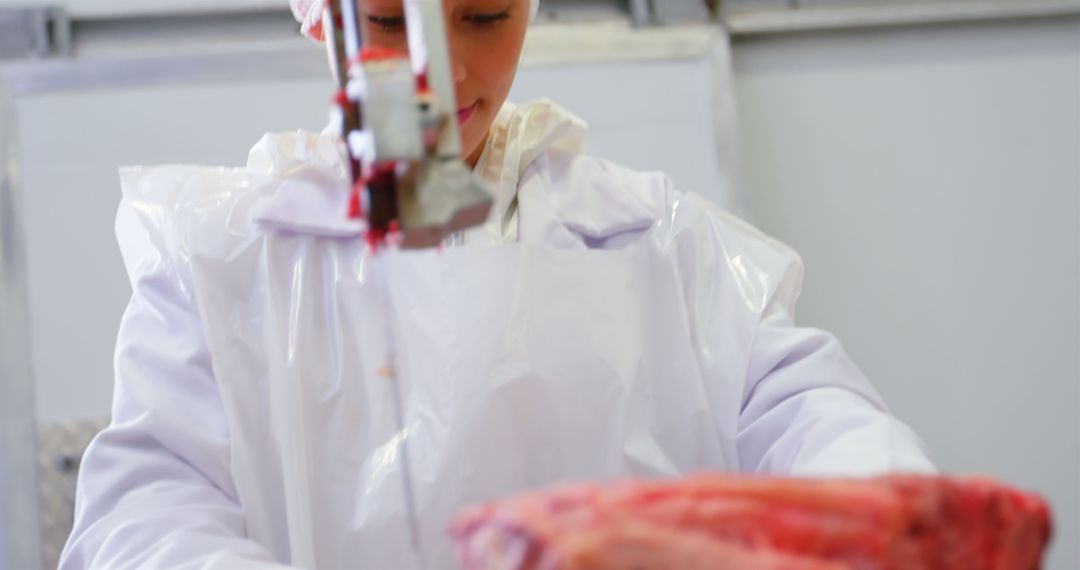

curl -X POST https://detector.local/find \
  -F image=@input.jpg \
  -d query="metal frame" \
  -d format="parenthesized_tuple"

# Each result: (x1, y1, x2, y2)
(6, 0, 1078, 96)
(0, 6, 69, 60)
(724, 0, 1080, 35)
(4, 0, 1077, 68)
(4, 21, 724, 98)
(0, 77, 43, 570)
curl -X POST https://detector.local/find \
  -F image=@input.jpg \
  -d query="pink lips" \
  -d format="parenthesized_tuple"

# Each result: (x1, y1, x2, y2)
(457, 103, 478, 125)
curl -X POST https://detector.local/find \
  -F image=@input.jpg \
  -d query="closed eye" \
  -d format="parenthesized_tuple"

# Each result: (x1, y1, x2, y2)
(465, 10, 511, 27)
(367, 14, 405, 32)
(366, 9, 511, 32)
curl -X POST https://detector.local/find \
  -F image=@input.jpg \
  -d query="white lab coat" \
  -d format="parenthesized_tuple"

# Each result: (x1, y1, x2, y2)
(61, 100, 934, 570)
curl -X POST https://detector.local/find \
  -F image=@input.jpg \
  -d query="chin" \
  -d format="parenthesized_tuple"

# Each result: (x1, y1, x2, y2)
(462, 129, 485, 159)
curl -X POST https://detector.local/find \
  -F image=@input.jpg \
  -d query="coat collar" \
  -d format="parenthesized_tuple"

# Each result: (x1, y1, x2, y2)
(250, 100, 662, 245)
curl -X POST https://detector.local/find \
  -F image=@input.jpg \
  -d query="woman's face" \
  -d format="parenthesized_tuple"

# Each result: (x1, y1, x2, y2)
(361, 0, 530, 165)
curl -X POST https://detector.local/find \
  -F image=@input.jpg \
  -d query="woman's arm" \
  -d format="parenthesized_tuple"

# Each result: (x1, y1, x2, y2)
(60, 205, 289, 569)
(737, 301, 936, 477)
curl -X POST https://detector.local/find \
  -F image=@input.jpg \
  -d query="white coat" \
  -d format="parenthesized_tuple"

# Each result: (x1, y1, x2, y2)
(61, 100, 934, 569)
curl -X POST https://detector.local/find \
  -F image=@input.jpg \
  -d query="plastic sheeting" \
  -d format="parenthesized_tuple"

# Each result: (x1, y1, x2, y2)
(119, 114, 757, 568)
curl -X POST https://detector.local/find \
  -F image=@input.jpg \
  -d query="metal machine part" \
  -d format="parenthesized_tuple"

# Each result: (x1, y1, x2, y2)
(322, 1, 502, 564)
(0, 7, 69, 61)
(325, 0, 492, 250)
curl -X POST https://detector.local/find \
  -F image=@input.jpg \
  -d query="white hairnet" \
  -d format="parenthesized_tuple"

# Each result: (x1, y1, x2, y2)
(291, 0, 540, 42)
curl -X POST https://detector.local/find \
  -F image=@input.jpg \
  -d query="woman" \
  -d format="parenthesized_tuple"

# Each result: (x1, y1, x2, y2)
(61, 0, 934, 568)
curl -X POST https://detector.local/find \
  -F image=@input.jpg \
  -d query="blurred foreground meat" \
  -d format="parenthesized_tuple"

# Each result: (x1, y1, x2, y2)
(450, 475, 1051, 570)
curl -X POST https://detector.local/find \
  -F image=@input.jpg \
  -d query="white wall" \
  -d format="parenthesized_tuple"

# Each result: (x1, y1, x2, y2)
(733, 17, 1080, 570)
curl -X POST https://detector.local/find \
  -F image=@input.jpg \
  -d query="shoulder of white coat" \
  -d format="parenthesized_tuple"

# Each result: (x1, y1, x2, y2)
(671, 192, 805, 315)
(119, 164, 261, 260)
(117, 130, 345, 272)
(534, 147, 804, 314)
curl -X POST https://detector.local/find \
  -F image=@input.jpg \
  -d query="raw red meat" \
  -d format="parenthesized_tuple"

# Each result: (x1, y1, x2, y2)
(450, 475, 1051, 570)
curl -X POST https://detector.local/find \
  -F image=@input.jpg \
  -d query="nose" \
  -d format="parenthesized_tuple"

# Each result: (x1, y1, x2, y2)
(451, 56, 467, 85)
(442, 11, 468, 86)
(446, 31, 468, 85)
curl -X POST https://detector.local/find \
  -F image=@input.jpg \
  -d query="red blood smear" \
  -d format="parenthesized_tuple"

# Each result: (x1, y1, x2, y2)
(360, 46, 403, 62)
(348, 183, 364, 220)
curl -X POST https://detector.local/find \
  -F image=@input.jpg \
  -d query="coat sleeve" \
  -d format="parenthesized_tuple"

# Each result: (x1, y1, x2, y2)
(59, 202, 291, 569)
(737, 298, 937, 477)
(675, 193, 934, 477)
